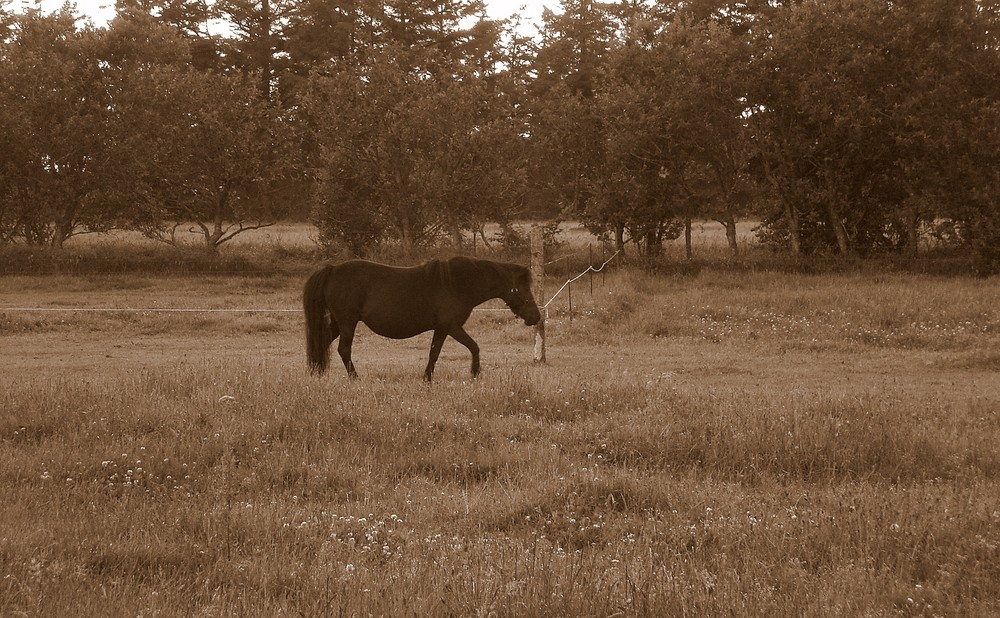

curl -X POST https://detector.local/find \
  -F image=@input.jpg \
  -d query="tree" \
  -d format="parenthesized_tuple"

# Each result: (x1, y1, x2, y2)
(303, 44, 522, 254)
(214, 0, 304, 100)
(533, 0, 618, 97)
(645, 15, 757, 256)
(298, 0, 517, 255)
(550, 2, 758, 257)
(113, 0, 221, 70)
(280, 0, 359, 100)
(750, 0, 1000, 258)
(883, 0, 1000, 264)
(587, 39, 677, 255)
(0, 10, 126, 247)
(629, 4, 756, 257)
(528, 0, 620, 224)
(118, 66, 295, 251)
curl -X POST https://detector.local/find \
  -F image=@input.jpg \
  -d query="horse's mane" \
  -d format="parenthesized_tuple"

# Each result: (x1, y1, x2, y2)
(425, 256, 517, 291)
(424, 257, 459, 291)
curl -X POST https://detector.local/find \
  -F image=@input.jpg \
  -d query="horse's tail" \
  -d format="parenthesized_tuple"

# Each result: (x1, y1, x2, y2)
(303, 265, 334, 374)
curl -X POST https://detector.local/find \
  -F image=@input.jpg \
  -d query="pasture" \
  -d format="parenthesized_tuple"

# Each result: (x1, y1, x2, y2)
(1, 224, 999, 616)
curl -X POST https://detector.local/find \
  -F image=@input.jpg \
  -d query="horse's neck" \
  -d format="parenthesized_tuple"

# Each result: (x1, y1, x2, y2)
(466, 273, 501, 305)
(453, 259, 505, 305)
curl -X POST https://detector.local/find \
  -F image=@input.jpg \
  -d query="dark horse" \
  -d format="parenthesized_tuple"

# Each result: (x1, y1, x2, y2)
(303, 256, 542, 381)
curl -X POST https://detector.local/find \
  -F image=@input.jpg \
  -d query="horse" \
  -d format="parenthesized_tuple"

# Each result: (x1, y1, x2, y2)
(303, 256, 542, 381)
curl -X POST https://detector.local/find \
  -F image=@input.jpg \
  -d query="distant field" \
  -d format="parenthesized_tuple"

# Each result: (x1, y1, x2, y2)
(1, 227, 998, 616)
(70, 219, 754, 252)
(73, 222, 324, 251)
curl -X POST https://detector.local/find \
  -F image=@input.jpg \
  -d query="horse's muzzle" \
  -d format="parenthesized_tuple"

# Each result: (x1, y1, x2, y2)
(521, 304, 542, 326)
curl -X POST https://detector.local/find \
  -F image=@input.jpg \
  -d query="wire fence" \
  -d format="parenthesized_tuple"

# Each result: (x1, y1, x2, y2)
(542, 249, 621, 310)
(0, 251, 624, 318)
(0, 307, 299, 313)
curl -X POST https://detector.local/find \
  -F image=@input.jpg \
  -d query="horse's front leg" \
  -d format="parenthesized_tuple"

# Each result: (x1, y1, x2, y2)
(449, 327, 480, 377)
(424, 330, 448, 382)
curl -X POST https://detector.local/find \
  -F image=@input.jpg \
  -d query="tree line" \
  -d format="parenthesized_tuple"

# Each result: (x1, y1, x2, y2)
(1, 0, 997, 266)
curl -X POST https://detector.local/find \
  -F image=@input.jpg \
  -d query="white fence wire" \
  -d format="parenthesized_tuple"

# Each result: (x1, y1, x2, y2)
(0, 250, 622, 316)
(541, 249, 621, 310)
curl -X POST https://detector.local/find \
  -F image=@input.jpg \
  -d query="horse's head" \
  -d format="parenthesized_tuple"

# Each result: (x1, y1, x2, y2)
(501, 265, 542, 326)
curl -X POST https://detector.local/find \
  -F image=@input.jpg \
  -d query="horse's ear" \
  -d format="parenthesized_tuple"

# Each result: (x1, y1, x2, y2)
(507, 263, 527, 287)
(505, 263, 529, 288)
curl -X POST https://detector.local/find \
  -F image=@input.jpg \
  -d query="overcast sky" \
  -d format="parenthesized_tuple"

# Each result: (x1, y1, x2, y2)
(33, 0, 548, 32)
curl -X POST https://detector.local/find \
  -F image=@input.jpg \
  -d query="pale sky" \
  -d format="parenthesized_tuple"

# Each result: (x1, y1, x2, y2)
(34, 0, 548, 31)
(482, 0, 547, 27)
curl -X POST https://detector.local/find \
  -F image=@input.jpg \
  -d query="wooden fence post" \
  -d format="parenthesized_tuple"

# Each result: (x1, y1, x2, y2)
(530, 225, 545, 364)
(589, 243, 594, 297)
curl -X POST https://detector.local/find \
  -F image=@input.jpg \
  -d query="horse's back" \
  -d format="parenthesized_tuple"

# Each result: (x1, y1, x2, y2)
(324, 259, 448, 338)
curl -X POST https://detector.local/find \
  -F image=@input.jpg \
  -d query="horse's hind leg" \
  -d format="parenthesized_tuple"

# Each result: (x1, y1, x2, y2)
(449, 327, 481, 377)
(424, 330, 448, 382)
(324, 317, 340, 351)
(337, 320, 358, 379)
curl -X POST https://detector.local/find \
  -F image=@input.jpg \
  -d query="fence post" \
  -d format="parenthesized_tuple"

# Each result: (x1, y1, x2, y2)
(602, 244, 607, 288)
(589, 243, 594, 297)
(567, 279, 572, 322)
(530, 225, 546, 364)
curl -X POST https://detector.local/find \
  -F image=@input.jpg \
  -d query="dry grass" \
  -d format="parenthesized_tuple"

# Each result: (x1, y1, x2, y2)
(1, 225, 999, 616)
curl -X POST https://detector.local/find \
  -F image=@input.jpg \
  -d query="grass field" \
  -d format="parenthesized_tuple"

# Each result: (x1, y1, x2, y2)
(1, 224, 999, 616)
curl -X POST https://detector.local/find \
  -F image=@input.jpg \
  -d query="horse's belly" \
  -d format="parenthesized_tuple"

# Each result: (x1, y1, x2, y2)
(361, 313, 434, 339)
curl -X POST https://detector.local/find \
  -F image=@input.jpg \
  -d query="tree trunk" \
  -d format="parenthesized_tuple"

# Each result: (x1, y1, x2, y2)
(51, 207, 75, 249)
(206, 224, 222, 254)
(476, 226, 492, 252)
(764, 158, 801, 255)
(644, 228, 661, 257)
(614, 222, 625, 253)
(786, 200, 802, 256)
(824, 201, 851, 256)
(904, 203, 920, 256)
(400, 213, 414, 255)
(258, 0, 273, 101)
(900, 181, 922, 256)
(450, 222, 463, 250)
(201, 184, 232, 254)
(51, 231, 66, 249)
(723, 214, 738, 256)
(684, 219, 693, 260)
(205, 199, 226, 254)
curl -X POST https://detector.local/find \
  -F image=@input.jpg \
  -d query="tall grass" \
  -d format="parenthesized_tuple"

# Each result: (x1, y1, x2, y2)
(2, 354, 998, 615)
(2, 228, 999, 615)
